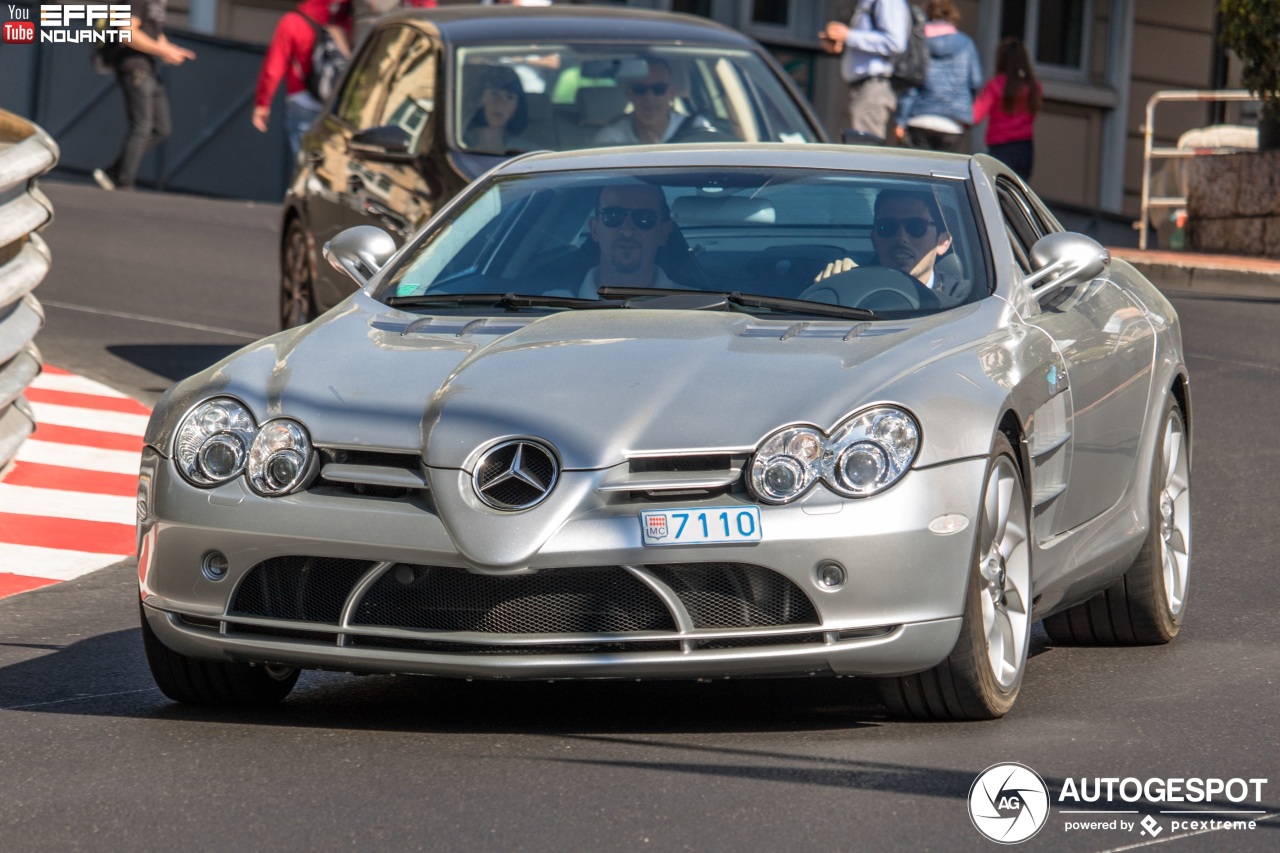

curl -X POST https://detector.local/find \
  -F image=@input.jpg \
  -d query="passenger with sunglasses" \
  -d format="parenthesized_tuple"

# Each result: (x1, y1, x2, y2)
(580, 184, 677, 297)
(816, 189, 971, 307)
(593, 57, 713, 146)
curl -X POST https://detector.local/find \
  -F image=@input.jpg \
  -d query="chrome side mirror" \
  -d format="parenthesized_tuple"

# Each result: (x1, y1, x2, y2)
(323, 226, 397, 287)
(1024, 231, 1110, 293)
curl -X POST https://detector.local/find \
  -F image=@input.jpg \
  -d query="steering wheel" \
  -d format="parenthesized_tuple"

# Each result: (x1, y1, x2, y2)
(668, 114, 741, 144)
(797, 265, 940, 312)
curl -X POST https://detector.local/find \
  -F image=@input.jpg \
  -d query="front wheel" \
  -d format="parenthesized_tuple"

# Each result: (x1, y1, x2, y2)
(140, 603, 299, 706)
(280, 218, 317, 330)
(879, 432, 1031, 720)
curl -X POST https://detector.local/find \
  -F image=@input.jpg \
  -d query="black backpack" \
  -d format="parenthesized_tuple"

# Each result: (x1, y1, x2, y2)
(295, 12, 347, 102)
(888, 3, 929, 90)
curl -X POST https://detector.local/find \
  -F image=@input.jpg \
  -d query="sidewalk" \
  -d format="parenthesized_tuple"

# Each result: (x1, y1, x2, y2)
(1110, 247, 1280, 300)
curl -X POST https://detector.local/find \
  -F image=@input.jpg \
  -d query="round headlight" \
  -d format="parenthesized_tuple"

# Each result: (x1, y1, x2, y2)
(248, 420, 313, 496)
(749, 426, 824, 504)
(174, 398, 256, 486)
(826, 406, 920, 497)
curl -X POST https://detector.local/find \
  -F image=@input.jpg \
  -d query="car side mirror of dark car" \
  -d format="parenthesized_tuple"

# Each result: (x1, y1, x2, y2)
(324, 225, 397, 287)
(1024, 231, 1110, 294)
(348, 126, 416, 163)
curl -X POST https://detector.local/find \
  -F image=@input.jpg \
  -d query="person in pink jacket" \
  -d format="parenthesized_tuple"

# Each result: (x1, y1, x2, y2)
(972, 37, 1042, 180)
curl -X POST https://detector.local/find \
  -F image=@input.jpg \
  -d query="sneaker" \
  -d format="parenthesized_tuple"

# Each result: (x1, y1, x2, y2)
(92, 168, 115, 191)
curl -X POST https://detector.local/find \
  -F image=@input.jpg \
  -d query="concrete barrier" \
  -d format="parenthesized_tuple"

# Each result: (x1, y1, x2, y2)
(0, 110, 58, 475)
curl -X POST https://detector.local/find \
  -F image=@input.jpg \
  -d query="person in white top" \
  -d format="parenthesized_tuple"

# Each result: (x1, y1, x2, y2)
(580, 184, 677, 298)
(592, 57, 709, 146)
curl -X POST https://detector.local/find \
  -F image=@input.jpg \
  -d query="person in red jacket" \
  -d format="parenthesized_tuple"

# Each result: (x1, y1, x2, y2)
(972, 37, 1042, 180)
(252, 0, 354, 157)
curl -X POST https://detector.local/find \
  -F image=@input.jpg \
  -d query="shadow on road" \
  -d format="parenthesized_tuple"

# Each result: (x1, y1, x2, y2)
(108, 343, 246, 383)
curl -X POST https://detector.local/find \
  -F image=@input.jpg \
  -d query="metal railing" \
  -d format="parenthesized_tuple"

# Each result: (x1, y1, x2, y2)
(1138, 89, 1260, 250)
(0, 110, 58, 474)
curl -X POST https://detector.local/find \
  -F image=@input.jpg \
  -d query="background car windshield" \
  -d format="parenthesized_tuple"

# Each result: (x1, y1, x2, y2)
(454, 45, 817, 153)
(380, 168, 989, 318)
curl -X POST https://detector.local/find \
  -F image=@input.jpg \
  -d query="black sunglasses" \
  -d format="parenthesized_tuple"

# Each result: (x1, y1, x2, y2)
(598, 206, 661, 230)
(628, 82, 670, 97)
(874, 217, 936, 239)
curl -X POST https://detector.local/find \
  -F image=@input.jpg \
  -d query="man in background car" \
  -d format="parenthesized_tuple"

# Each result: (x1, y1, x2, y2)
(593, 57, 711, 145)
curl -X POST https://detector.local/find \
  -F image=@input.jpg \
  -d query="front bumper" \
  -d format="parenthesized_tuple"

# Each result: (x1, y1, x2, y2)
(138, 448, 987, 679)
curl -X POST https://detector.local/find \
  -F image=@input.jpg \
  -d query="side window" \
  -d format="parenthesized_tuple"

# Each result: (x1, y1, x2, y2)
(334, 27, 414, 129)
(996, 179, 1044, 276)
(376, 34, 437, 152)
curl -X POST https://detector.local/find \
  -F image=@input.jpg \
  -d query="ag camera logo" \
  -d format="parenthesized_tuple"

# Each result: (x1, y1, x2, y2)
(969, 763, 1051, 844)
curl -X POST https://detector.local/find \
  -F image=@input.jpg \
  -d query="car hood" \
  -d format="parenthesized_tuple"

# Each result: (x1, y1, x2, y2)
(150, 292, 1000, 472)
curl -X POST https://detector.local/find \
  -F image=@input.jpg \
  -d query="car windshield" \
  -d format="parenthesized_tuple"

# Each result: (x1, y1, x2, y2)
(378, 168, 989, 319)
(454, 45, 818, 154)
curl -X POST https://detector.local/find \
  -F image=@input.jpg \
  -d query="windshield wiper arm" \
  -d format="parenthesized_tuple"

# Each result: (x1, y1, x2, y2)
(386, 292, 625, 310)
(597, 286, 877, 320)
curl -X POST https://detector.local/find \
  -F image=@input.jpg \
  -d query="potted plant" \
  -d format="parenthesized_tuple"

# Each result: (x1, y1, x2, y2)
(1220, 0, 1280, 149)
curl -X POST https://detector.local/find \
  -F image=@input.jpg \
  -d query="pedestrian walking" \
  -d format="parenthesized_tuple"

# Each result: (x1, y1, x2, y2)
(92, 0, 195, 191)
(972, 37, 1041, 180)
(820, 0, 911, 142)
(252, 0, 354, 159)
(894, 0, 982, 152)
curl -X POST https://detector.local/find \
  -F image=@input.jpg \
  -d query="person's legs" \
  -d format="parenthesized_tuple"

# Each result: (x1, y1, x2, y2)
(906, 127, 962, 151)
(988, 140, 1034, 179)
(109, 69, 160, 188)
(284, 97, 322, 159)
(847, 78, 897, 142)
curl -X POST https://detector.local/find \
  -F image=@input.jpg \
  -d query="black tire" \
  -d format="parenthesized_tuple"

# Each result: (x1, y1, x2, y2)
(1043, 396, 1190, 646)
(140, 603, 299, 706)
(878, 433, 1032, 720)
(280, 218, 317, 330)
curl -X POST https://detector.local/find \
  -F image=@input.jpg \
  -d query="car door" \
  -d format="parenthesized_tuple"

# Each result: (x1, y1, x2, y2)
(1001, 178, 1156, 536)
(304, 25, 426, 311)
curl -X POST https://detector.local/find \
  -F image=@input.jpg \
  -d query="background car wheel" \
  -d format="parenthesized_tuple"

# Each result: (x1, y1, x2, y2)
(1043, 396, 1190, 645)
(140, 603, 299, 706)
(878, 433, 1031, 720)
(280, 219, 317, 330)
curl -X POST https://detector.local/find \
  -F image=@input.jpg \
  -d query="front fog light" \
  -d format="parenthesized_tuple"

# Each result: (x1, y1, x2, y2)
(248, 420, 313, 496)
(175, 398, 256, 486)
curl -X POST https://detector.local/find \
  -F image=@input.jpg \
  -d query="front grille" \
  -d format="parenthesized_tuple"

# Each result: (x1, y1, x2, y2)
(229, 623, 338, 643)
(646, 563, 818, 628)
(352, 565, 676, 634)
(628, 454, 739, 474)
(352, 637, 682, 655)
(229, 557, 372, 624)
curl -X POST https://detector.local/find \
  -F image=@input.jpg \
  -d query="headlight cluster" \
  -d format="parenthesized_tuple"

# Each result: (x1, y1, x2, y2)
(174, 398, 315, 496)
(749, 406, 920, 504)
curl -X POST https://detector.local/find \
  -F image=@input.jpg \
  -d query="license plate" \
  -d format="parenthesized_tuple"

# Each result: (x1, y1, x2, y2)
(639, 506, 762, 547)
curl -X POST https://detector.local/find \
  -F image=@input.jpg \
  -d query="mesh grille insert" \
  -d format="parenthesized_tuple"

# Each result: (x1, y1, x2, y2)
(646, 563, 819, 628)
(353, 565, 676, 633)
(229, 557, 372, 624)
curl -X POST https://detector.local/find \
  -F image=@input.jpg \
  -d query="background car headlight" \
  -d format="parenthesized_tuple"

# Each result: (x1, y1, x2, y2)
(749, 426, 825, 503)
(174, 398, 256, 486)
(826, 407, 920, 497)
(247, 420, 314, 496)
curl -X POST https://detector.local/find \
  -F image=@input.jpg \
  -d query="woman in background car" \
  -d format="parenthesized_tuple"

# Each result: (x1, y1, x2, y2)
(462, 66, 538, 153)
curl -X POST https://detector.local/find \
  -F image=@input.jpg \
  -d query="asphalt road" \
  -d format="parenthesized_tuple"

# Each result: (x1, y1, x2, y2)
(2, 181, 1278, 852)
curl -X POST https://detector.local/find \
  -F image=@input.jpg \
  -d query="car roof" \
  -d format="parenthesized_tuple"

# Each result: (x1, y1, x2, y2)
(380, 6, 757, 48)
(494, 143, 976, 179)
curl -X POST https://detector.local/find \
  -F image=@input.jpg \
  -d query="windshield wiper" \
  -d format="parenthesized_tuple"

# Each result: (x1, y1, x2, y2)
(386, 292, 625, 310)
(596, 286, 877, 320)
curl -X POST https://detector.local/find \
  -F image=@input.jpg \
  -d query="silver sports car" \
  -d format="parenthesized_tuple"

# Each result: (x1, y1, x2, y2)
(137, 145, 1191, 720)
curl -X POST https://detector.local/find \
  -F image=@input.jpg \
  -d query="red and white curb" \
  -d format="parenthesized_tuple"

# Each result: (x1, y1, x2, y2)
(0, 366, 149, 601)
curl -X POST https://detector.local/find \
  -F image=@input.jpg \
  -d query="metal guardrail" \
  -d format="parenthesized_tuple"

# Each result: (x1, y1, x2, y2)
(0, 110, 58, 474)
(1138, 89, 1260, 250)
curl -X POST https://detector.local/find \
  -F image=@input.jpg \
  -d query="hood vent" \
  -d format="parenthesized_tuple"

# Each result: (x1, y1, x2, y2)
(738, 322, 904, 340)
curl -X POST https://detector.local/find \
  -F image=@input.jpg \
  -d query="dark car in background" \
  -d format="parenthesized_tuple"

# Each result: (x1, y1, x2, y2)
(279, 5, 827, 328)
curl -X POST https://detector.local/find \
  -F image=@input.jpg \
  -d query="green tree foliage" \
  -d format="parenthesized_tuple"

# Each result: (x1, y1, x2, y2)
(1220, 0, 1280, 113)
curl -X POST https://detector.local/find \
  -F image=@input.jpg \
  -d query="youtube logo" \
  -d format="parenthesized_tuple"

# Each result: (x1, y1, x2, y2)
(3, 20, 35, 44)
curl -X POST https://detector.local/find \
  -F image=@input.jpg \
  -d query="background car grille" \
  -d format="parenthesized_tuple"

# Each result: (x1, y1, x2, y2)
(229, 556, 373, 624)
(646, 563, 819, 628)
(351, 565, 676, 633)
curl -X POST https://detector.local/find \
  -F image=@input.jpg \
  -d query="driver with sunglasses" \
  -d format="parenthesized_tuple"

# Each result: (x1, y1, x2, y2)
(593, 56, 713, 146)
(816, 189, 971, 307)
(580, 183, 677, 298)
